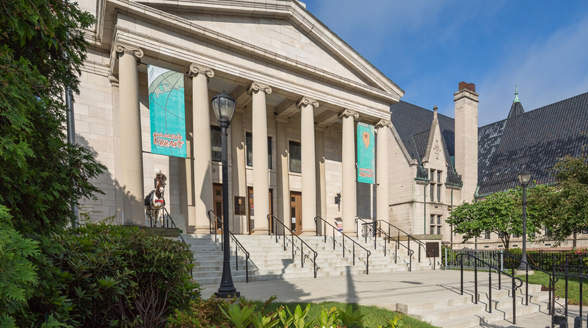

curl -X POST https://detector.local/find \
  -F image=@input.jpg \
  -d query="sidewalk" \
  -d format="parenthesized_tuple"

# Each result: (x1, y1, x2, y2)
(200, 268, 584, 327)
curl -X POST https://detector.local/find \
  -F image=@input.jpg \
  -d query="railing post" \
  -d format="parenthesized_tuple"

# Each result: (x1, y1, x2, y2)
(418, 242, 421, 263)
(548, 271, 552, 315)
(291, 232, 294, 260)
(366, 254, 369, 275)
(579, 274, 583, 322)
(474, 258, 478, 304)
(460, 256, 464, 295)
(235, 244, 238, 271)
(384, 236, 387, 256)
(525, 263, 529, 306)
(301, 239, 304, 268)
(343, 235, 345, 258)
(489, 263, 492, 313)
(512, 267, 516, 325)
(332, 228, 335, 250)
(246, 254, 249, 282)
(353, 243, 356, 266)
(500, 250, 504, 271)
(313, 253, 317, 278)
(565, 255, 569, 318)
(397, 231, 400, 251)
(444, 247, 448, 269)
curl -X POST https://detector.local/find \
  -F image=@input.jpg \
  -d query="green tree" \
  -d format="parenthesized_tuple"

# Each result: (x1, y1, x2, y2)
(447, 189, 542, 249)
(538, 155, 588, 246)
(0, 0, 104, 235)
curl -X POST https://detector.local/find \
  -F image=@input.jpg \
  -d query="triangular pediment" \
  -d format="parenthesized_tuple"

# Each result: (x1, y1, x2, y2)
(423, 113, 448, 167)
(175, 13, 369, 85)
(123, 0, 403, 100)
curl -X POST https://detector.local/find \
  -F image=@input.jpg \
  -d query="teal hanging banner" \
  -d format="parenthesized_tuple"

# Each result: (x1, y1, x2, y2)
(357, 122, 375, 184)
(148, 65, 187, 158)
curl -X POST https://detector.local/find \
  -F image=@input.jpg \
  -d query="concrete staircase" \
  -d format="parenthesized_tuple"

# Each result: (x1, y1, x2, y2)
(352, 231, 436, 272)
(405, 275, 549, 327)
(185, 230, 436, 286)
(184, 234, 254, 285)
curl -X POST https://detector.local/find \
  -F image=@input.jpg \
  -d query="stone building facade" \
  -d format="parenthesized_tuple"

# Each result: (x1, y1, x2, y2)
(75, 0, 411, 236)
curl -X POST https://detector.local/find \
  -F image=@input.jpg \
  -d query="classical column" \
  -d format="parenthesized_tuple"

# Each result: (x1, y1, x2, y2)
(340, 109, 358, 233)
(376, 119, 392, 223)
(298, 97, 319, 234)
(115, 44, 144, 225)
(249, 82, 272, 234)
(188, 64, 214, 233)
(276, 118, 290, 234)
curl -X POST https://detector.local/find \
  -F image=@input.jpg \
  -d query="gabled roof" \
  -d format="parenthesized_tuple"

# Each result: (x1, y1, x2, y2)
(478, 91, 588, 195)
(390, 101, 455, 163)
(390, 91, 588, 195)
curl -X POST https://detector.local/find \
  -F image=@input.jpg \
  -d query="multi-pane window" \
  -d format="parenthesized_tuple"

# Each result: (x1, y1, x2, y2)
(245, 132, 272, 168)
(211, 126, 222, 162)
(485, 230, 491, 239)
(289, 141, 301, 173)
(429, 169, 435, 201)
(267, 136, 273, 169)
(246, 132, 253, 166)
(430, 215, 442, 235)
(437, 171, 442, 202)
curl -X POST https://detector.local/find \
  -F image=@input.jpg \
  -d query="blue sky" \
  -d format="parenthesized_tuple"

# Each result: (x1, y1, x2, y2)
(303, 0, 588, 126)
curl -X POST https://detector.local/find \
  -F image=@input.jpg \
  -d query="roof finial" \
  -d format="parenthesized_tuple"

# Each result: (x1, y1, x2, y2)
(514, 85, 520, 103)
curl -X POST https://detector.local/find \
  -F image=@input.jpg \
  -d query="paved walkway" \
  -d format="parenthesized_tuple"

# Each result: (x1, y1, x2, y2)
(200, 269, 586, 328)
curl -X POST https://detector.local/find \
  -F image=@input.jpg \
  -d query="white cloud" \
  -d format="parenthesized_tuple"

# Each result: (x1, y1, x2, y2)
(478, 17, 588, 125)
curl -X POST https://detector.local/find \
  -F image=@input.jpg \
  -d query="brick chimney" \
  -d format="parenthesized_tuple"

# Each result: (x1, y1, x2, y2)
(454, 82, 478, 202)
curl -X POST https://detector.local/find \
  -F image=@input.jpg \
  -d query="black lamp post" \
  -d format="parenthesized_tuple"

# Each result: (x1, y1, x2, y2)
(211, 93, 239, 298)
(517, 172, 531, 270)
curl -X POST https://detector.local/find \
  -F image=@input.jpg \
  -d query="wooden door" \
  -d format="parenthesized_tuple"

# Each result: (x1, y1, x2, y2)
(290, 191, 302, 235)
(246, 187, 274, 234)
(213, 183, 223, 234)
(247, 187, 254, 234)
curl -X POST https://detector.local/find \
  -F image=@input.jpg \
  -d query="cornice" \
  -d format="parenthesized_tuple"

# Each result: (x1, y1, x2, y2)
(113, 30, 391, 120)
(453, 89, 479, 103)
(102, 0, 401, 103)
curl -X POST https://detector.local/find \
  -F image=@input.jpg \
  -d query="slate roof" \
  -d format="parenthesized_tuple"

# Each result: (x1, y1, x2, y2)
(390, 101, 456, 163)
(478, 92, 588, 195)
(390, 91, 588, 195)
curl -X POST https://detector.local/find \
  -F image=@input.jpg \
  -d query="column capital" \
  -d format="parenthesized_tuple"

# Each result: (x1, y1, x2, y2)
(339, 109, 359, 120)
(375, 119, 392, 130)
(297, 96, 319, 109)
(248, 82, 272, 95)
(114, 43, 144, 60)
(187, 63, 214, 78)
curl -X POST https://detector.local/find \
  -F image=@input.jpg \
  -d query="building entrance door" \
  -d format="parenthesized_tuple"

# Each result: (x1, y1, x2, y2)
(290, 191, 302, 235)
(246, 187, 274, 234)
(212, 183, 223, 234)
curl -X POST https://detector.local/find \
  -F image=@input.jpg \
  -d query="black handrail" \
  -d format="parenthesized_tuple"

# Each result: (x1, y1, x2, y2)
(314, 216, 371, 275)
(207, 210, 251, 283)
(268, 215, 318, 278)
(457, 252, 524, 324)
(357, 219, 415, 271)
(377, 219, 426, 263)
(159, 208, 193, 278)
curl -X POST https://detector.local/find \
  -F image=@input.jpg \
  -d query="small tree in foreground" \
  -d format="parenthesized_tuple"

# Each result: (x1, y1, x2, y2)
(447, 188, 543, 249)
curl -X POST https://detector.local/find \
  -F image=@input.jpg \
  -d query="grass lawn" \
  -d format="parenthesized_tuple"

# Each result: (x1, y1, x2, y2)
(517, 271, 588, 305)
(256, 301, 438, 328)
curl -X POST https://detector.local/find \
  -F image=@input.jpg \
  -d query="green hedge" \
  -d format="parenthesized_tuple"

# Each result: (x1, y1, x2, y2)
(16, 224, 197, 327)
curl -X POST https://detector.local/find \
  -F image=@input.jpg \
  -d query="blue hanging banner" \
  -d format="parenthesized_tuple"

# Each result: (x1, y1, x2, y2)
(357, 122, 375, 184)
(147, 65, 187, 158)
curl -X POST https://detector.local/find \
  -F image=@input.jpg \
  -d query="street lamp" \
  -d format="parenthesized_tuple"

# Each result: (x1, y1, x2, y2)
(211, 93, 239, 298)
(517, 172, 532, 270)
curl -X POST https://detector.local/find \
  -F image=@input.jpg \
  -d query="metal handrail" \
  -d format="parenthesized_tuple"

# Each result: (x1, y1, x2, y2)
(268, 214, 318, 278)
(160, 207, 193, 278)
(457, 252, 524, 324)
(377, 219, 426, 262)
(206, 210, 251, 282)
(314, 216, 371, 274)
(362, 220, 415, 272)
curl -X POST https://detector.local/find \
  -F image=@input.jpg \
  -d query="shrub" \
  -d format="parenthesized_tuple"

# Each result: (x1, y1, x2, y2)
(0, 206, 40, 327)
(18, 224, 197, 327)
